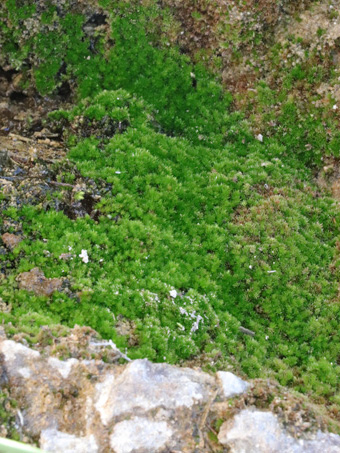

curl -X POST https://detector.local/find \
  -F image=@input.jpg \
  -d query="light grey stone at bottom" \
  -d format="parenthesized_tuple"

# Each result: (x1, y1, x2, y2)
(218, 409, 340, 453)
(40, 428, 98, 453)
(110, 417, 173, 453)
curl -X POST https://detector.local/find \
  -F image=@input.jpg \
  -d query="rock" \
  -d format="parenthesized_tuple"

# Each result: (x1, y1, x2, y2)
(40, 429, 98, 453)
(93, 359, 215, 424)
(218, 409, 340, 453)
(17, 267, 63, 297)
(217, 371, 249, 398)
(0, 332, 339, 452)
(48, 357, 79, 379)
(1, 233, 22, 250)
(110, 417, 173, 453)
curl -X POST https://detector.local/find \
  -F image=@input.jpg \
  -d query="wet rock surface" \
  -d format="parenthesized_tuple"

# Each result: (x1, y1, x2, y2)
(0, 328, 339, 452)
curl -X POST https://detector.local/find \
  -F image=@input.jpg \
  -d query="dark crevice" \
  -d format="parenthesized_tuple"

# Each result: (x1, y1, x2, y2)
(0, 67, 18, 82)
(9, 91, 28, 102)
(86, 13, 107, 26)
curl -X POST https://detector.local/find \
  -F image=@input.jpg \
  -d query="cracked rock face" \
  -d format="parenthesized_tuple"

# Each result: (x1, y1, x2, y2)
(0, 332, 339, 452)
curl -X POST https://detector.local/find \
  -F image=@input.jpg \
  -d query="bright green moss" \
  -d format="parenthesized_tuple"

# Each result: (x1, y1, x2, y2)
(2, 88, 340, 405)
(1, 0, 340, 411)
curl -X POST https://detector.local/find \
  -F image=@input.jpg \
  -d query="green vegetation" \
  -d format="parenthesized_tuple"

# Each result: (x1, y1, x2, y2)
(1, 0, 340, 411)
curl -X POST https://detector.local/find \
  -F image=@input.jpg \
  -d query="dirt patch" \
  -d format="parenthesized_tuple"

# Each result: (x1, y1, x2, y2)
(17, 268, 64, 297)
(1, 233, 23, 250)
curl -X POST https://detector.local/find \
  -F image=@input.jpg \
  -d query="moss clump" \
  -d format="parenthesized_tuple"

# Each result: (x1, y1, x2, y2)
(0, 0, 340, 414)
(2, 87, 340, 406)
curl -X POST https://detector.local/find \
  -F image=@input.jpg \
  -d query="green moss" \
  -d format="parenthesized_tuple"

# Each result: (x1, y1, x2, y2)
(0, 0, 340, 414)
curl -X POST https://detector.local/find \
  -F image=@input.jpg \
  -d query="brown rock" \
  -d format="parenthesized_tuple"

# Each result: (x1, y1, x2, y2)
(17, 267, 63, 297)
(1, 233, 22, 250)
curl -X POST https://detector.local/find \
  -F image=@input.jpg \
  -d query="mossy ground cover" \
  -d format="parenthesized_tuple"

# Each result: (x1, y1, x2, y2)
(1, 0, 340, 413)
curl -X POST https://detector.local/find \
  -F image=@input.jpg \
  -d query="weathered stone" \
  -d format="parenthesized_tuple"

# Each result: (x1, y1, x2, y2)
(1, 232, 22, 250)
(217, 371, 249, 398)
(0, 340, 40, 380)
(218, 409, 340, 453)
(0, 332, 340, 452)
(110, 417, 173, 453)
(40, 429, 98, 453)
(48, 357, 79, 379)
(94, 359, 215, 424)
(17, 267, 63, 297)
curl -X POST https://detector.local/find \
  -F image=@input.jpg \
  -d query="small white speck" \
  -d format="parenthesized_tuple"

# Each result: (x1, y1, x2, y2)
(249, 265, 253, 269)
(170, 290, 177, 298)
(267, 270, 276, 274)
(256, 134, 263, 142)
(79, 249, 89, 263)
(333, 105, 338, 110)
(115, 171, 121, 174)
(68, 246, 72, 251)
(265, 336, 269, 340)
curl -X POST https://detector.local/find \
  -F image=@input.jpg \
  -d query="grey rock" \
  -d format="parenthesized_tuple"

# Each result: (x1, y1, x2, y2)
(1, 332, 340, 453)
(218, 409, 340, 453)
(40, 429, 98, 453)
(94, 359, 215, 424)
(217, 371, 249, 398)
(110, 417, 173, 453)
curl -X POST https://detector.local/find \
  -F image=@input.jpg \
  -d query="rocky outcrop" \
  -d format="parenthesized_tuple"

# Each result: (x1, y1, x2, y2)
(0, 327, 339, 452)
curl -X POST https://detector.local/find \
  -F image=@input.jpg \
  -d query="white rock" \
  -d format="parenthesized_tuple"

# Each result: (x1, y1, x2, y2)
(218, 409, 340, 452)
(93, 359, 213, 423)
(48, 357, 79, 379)
(19, 367, 32, 378)
(110, 417, 173, 453)
(0, 340, 40, 362)
(217, 371, 249, 398)
(94, 374, 116, 425)
(40, 429, 98, 453)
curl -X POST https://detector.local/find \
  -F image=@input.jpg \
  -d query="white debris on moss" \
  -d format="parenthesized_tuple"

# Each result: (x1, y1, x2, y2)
(79, 249, 89, 263)
(190, 314, 203, 333)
